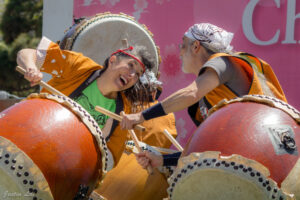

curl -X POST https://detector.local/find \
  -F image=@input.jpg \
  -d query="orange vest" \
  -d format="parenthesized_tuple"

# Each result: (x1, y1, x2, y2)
(189, 52, 287, 125)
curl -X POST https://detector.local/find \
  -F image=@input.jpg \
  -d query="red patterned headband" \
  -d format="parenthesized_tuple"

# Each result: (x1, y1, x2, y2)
(111, 46, 145, 73)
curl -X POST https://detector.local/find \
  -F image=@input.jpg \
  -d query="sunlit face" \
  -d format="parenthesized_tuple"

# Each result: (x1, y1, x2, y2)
(108, 57, 144, 91)
(179, 37, 195, 74)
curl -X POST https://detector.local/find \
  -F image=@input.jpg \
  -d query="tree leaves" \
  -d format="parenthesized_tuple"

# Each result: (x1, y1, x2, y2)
(0, 0, 42, 97)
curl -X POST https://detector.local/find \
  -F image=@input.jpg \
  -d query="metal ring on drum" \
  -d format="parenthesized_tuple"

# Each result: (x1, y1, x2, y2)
(167, 95, 300, 200)
(0, 93, 111, 200)
(59, 12, 161, 76)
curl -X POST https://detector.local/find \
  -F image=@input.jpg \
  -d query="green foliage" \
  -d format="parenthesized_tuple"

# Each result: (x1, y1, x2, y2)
(1, 0, 42, 44)
(0, 0, 42, 97)
(9, 33, 40, 62)
(0, 38, 39, 96)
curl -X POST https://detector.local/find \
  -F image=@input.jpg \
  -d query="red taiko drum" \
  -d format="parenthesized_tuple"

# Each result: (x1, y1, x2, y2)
(168, 95, 300, 200)
(0, 93, 110, 200)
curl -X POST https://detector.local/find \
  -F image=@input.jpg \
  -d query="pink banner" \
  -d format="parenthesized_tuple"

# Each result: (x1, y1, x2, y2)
(74, 0, 300, 146)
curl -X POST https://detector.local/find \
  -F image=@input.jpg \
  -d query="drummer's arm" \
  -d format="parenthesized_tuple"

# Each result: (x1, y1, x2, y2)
(17, 49, 43, 86)
(141, 68, 219, 121)
(162, 152, 182, 166)
(136, 151, 182, 168)
(121, 68, 219, 129)
(17, 49, 39, 70)
(160, 68, 219, 114)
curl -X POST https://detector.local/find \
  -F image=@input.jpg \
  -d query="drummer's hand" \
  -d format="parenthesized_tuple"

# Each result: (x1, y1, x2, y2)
(120, 111, 144, 130)
(135, 151, 163, 169)
(24, 66, 43, 86)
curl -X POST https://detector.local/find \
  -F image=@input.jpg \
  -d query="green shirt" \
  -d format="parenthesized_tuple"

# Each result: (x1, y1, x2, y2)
(74, 80, 116, 129)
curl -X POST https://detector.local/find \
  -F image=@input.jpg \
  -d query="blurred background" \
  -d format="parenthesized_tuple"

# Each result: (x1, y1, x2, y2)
(0, 0, 42, 97)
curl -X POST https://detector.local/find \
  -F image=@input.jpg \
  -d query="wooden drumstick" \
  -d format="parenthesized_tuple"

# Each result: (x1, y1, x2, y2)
(16, 66, 67, 98)
(163, 129, 184, 152)
(128, 129, 153, 175)
(95, 106, 145, 132)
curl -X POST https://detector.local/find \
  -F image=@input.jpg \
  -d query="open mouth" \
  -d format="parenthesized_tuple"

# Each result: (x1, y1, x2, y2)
(120, 76, 128, 86)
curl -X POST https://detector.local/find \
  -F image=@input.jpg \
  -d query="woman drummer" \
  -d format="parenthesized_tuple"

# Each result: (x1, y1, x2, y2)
(16, 36, 177, 169)
(120, 23, 287, 169)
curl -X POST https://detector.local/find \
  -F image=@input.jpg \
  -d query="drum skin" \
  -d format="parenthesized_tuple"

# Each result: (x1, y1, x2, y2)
(59, 13, 160, 75)
(0, 98, 102, 200)
(183, 101, 300, 186)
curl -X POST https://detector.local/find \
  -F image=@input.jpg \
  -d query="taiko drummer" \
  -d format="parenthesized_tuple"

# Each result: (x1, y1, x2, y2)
(120, 23, 288, 169)
(17, 36, 166, 169)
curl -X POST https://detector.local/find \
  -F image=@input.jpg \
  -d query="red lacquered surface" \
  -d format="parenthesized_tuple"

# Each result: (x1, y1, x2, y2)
(183, 102, 300, 186)
(0, 98, 102, 200)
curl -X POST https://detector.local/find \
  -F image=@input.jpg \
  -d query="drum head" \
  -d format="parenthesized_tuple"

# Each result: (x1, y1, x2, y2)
(0, 136, 53, 200)
(63, 13, 160, 75)
(168, 152, 295, 200)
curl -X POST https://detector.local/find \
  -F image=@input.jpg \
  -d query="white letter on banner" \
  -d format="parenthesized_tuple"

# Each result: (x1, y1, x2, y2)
(282, 0, 300, 44)
(242, 0, 280, 45)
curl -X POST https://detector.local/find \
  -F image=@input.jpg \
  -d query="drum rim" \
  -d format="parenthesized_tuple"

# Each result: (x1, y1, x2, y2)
(68, 12, 161, 76)
(167, 151, 295, 200)
(208, 95, 300, 124)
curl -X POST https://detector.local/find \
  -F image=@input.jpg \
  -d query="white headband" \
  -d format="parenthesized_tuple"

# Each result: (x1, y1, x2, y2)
(184, 23, 234, 53)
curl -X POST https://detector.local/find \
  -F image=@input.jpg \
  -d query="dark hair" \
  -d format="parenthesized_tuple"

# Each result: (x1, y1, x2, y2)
(103, 46, 156, 111)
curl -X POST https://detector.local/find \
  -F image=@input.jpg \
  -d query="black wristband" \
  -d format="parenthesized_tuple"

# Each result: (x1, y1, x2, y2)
(142, 102, 167, 120)
(163, 152, 182, 166)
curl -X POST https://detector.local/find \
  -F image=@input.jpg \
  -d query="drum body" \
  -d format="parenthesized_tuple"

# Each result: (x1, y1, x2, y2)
(168, 95, 300, 200)
(0, 93, 108, 200)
